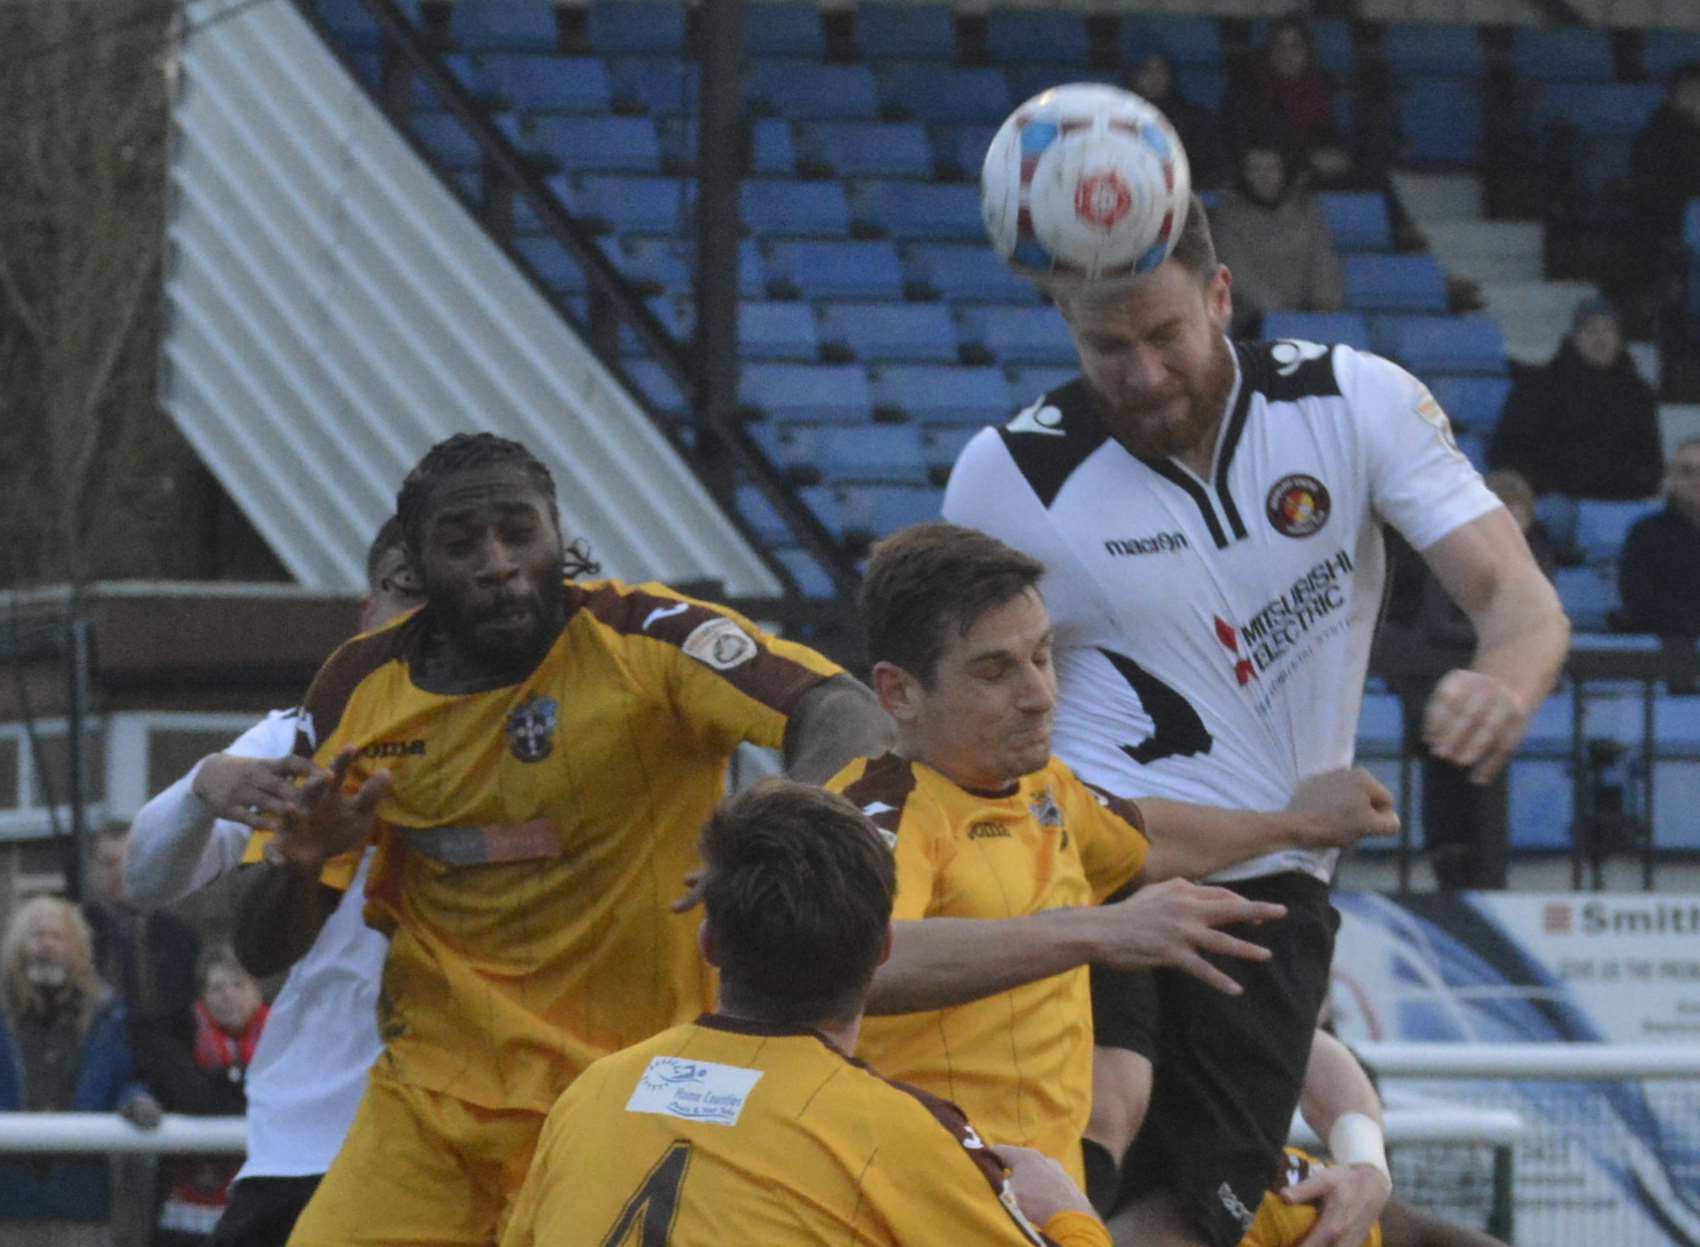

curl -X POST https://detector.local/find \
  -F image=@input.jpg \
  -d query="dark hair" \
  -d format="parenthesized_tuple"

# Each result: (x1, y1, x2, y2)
(701, 779, 896, 1027)
(859, 522, 1046, 687)
(364, 516, 408, 586)
(395, 433, 600, 578)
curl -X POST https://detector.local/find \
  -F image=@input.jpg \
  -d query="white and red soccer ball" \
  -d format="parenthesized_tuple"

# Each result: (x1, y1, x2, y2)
(981, 83, 1191, 285)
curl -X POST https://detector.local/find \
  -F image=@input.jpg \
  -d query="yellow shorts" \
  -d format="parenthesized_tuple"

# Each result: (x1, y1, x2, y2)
(287, 1076, 544, 1247)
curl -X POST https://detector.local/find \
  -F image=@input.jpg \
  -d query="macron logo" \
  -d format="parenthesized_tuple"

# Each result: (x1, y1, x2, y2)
(1006, 401, 1066, 438)
(643, 602, 691, 632)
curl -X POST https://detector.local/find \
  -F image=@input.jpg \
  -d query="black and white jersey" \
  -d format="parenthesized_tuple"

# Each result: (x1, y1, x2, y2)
(943, 339, 1500, 883)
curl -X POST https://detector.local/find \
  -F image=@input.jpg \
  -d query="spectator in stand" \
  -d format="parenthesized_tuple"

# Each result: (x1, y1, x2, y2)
(1629, 62, 1700, 250)
(1224, 18, 1350, 188)
(1208, 137, 1344, 337)
(155, 946, 269, 1247)
(1619, 438, 1700, 638)
(1487, 296, 1663, 553)
(1126, 44, 1224, 193)
(0, 895, 162, 1247)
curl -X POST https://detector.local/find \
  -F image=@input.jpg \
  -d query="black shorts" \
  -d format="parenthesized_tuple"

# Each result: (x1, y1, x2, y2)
(209, 1174, 323, 1247)
(1091, 872, 1339, 1247)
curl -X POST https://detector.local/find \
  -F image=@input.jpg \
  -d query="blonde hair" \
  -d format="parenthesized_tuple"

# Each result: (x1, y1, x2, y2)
(0, 895, 105, 1037)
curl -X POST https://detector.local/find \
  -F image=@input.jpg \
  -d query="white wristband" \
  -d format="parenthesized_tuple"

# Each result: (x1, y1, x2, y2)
(1328, 1112, 1389, 1180)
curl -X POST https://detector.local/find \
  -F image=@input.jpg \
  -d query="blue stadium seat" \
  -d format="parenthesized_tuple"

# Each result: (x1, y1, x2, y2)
(740, 301, 821, 361)
(879, 64, 1012, 125)
(746, 3, 824, 58)
(958, 305, 1077, 365)
(1261, 311, 1373, 352)
(347, 51, 385, 91)
(985, 11, 1088, 65)
(1321, 193, 1393, 252)
(1399, 77, 1484, 166)
(1343, 255, 1449, 313)
(1575, 498, 1661, 563)
(1007, 66, 1118, 107)
(817, 302, 959, 363)
(798, 485, 847, 537)
(1523, 686, 1578, 752)
(849, 180, 984, 242)
(620, 358, 689, 416)
(773, 547, 838, 599)
(530, 115, 662, 172)
(607, 57, 698, 114)
(742, 179, 853, 238)
(815, 425, 931, 485)
(1357, 689, 1407, 753)
(1652, 759, 1700, 849)
(1380, 24, 1484, 79)
(513, 235, 590, 293)
(906, 243, 1043, 304)
(577, 174, 696, 234)
(480, 54, 612, 112)
(835, 484, 946, 538)
(1175, 68, 1229, 113)
(740, 363, 875, 424)
(922, 423, 983, 475)
(1534, 83, 1662, 139)
(512, 174, 579, 231)
(1427, 375, 1512, 435)
(449, 0, 559, 52)
(587, 1, 686, 54)
(409, 112, 484, 169)
(871, 365, 1012, 425)
(1655, 693, 1700, 749)
(1645, 33, 1700, 85)
(431, 53, 502, 103)
(1125, 15, 1222, 68)
(1509, 760, 1574, 850)
(935, 123, 1000, 179)
(748, 62, 880, 121)
(767, 240, 906, 300)
(1510, 27, 1614, 83)
(746, 423, 816, 474)
(620, 236, 764, 297)
(735, 484, 796, 546)
(1008, 366, 1076, 400)
(853, 4, 957, 61)
(1370, 315, 1508, 375)
(658, 118, 795, 175)
(795, 122, 935, 178)
(316, 0, 420, 49)
(1554, 566, 1619, 632)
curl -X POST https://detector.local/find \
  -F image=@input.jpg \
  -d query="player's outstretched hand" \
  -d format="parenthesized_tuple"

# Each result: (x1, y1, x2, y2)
(1281, 1156, 1392, 1247)
(1422, 668, 1530, 784)
(1000, 1144, 1098, 1227)
(1286, 767, 1400, 848)
(1097, 878, 1285, 995)
(192, 752, 328, 829)
(272, 747, 391, 871)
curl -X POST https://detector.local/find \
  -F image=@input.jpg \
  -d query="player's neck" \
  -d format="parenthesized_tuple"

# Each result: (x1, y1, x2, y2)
(895, 740, 1018, 797)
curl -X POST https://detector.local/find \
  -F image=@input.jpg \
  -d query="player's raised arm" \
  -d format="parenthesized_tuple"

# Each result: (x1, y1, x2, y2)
(783, 673, 896, 784)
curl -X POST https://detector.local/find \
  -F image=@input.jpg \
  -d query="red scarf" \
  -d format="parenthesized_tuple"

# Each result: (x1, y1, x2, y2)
(192, 1000, 268, 1076)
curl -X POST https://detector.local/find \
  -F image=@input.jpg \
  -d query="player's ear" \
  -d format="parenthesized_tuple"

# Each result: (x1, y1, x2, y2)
(1206, 264, 1233, 331)
(871, 661, 921, 721)
(697, 919, 720, 969)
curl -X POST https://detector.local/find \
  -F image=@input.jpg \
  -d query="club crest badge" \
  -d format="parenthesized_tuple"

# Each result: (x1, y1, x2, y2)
(1266, 474, 1331, 538)
(506, 694, 559, 763)
(1029, 788, 1064, 829)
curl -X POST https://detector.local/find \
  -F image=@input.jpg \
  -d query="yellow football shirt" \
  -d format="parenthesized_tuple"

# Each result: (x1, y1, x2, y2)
(1241, 1149, 1385, 1247)
(498, 1015, 1111, 1247)
(272, 578, 841, 1114)
(828, 753, 1149, 1183)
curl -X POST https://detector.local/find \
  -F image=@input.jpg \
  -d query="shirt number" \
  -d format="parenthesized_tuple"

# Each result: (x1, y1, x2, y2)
(601, 1140, 692, 1246)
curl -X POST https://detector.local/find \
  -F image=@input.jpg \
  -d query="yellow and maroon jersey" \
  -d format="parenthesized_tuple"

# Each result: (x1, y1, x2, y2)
(1241, 1149, 1385, 1247)
(827, 753, 1149, 1182)
(498, 1015, 1110, 1247)
(269, 578, 841, 1113)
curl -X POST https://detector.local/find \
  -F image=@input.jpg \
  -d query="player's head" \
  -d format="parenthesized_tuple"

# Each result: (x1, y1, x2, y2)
(0, 895, 100, 1028)
(1668, 436, 1700, 522)
(1051, 195, 1237, 463)
(360, 516, 426, 633)
(861, 522, 1056, 789)
(395, 434, 593, 669)
(698, 779, 896, 1029)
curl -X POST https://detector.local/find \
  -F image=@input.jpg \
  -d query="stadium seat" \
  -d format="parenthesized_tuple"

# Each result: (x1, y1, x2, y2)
(1175, 68, 1228, 113)
(1370, 315, 1508, 375)
(408, 112, 484, 169)
(606, 57, 698, 114)
(1261, 312, 1373, 352)
(576, 175, 696, 234)
(1645, 33, 1700, 85)
(879, 64, 1012, 125)
(934, 123, 1001, 180)
(849, 180, 985, 242)
(922, 423, 983, 476)
(529, 115, 662, 173)
(1357, 689, 1407, 753)
(513, 235, 590, 294)
(745, 3, 823, 58)
(1379, 23, 1484, 79)
(1508, 760, 1575, 850)
(958, 305, 1077, 366)
(905, 243, 1043, 304)
(587, 1, 686, 54)
(1575, 498, 1661, 563)
(740, 363, 875, 424)
(512, 174, 581, 231)
(1343, 255, 1449, 313)
(316, 0, 421, 49)
(735, 484, 796, 546)
(1523, 687, 1579, 753)
(814, 425, 931, 485)
(741, 179, 853, 238)
(798, 485, 847, 537)
(794, 122, 935, 178)
(834, 484, 946, 539)
(621, 236, 765, 298)
(853, 4, 957, 62)
(480, 54, 612, 112)
(1554, 566, 1620, 632)
(1652, 758, 1700, 850)
(658, 117, 795, 176)
(740, 301, 821, 360)
(1534, 83, 1662, 141)
(449, 0, 559, 53)
(1398, 78, 1484, 167)
(1007, 366, 1076, 401)
(747, 62, 880, 121)
(816, 302, 960, 363)
(1124, 15, 1222, 68)
(871, 365, 1012, 425)
(347, 51, 385, 91)
(1427, 375, 1512, 435)
(1007, 66, 1118, 107)
(1510, 27, 1615, 83)
(767, 241, 906, 300)
(1321, 193, 1393, 252)
(985, 11, 1088, 66)
(773, 547, 838, 598)
(746, 423, 817, 475)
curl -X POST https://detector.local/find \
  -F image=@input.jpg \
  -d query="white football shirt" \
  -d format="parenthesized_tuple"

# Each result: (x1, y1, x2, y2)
(944, 339, 1500, 883)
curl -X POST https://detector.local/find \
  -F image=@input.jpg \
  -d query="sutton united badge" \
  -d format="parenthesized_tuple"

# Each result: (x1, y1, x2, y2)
(506, 694, 560, 763)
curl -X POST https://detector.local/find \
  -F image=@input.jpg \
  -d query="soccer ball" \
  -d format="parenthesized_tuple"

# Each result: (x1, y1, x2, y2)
(981, 83, 1191, 285)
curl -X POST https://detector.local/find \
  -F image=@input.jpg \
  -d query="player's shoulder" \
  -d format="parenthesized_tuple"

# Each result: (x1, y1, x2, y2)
(831, 752, 923, 845)
(1240, 339, 1416, 409)
(302, 611, 425, 739)
(574, 577, 766, 657)
(963, 375, 1110, 510)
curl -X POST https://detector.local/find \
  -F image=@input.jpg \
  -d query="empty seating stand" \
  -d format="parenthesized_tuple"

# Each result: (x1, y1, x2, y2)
(1344, 255, 1450, 313)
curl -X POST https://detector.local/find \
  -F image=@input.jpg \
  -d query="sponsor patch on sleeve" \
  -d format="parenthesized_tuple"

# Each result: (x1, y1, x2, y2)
(682, 616, 760, 671)
(626, 1057, 764, 1127)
